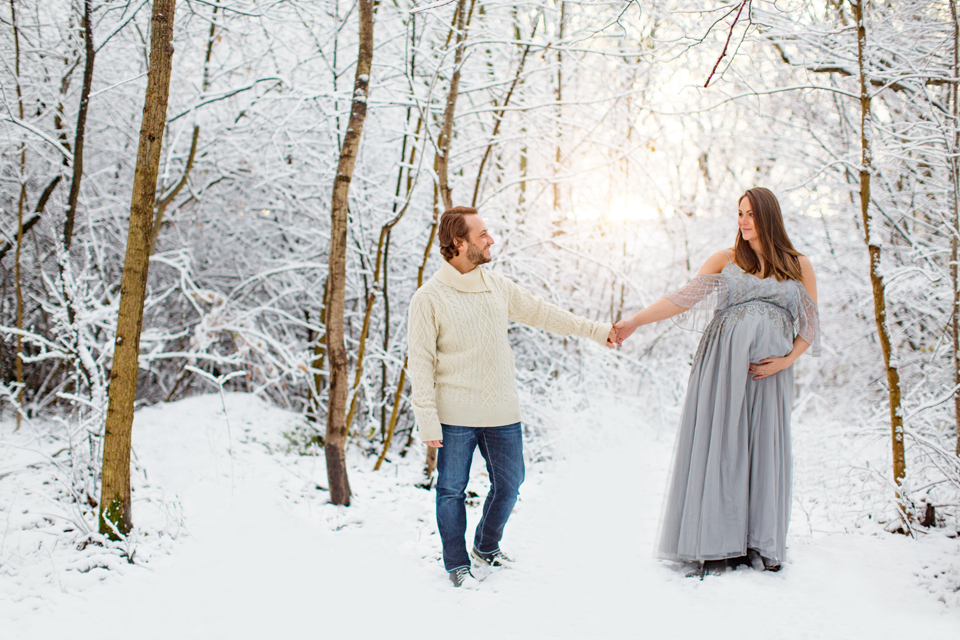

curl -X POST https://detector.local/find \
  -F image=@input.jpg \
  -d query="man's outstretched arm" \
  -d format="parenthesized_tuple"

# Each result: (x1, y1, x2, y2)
(502, 276, 615, 347)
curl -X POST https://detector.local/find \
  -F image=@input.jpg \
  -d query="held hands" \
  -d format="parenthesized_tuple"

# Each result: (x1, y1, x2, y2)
(605, 325, 619, 348)
(424, 440, 443, 448)
(748, 357, 791, 380)
(613, 317, 638, 346)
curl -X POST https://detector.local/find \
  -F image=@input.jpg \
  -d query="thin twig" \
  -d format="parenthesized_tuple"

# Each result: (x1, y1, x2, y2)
(704, 0, 750, 88)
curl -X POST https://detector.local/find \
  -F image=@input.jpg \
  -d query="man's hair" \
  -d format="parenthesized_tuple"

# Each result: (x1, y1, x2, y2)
(438, 206, 478, 261)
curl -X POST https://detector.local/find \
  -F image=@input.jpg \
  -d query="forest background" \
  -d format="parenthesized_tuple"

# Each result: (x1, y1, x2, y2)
(1, 0, 959, 609)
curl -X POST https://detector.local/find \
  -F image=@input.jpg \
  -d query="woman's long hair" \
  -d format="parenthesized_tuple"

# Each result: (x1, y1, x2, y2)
(734, 187, 803, 282)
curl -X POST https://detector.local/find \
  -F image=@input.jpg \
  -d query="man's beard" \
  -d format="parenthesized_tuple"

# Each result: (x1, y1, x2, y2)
(466, 241, 491, 266)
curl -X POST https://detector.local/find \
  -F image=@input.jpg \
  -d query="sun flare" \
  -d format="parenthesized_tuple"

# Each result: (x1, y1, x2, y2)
(571, 195, 669, 222)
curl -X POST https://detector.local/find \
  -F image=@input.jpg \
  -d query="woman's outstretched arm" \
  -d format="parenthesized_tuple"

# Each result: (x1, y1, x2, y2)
(614, 298, 686, 342)
(614, 250, 731, 343)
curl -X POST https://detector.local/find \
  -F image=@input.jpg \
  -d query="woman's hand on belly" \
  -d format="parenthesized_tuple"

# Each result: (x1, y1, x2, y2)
(749, 334, 812, 379)
(748, 356, 793, 380)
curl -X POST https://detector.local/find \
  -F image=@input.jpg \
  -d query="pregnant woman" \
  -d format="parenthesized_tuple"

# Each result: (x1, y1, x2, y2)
(615, 187, 821, 576)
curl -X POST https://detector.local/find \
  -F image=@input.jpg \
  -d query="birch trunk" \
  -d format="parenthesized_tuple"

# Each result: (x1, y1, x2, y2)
(853, 0, 907, 492)
(325, 0, 374, 506)
(99, 0, 178, 539)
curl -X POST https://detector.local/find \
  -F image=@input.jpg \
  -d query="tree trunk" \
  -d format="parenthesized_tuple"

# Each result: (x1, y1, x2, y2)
(951, 0, 960, 458)
(99, 0, 178, 539)
(345, 201, 413, 431)
(373, 365, 406, 471)
(14, 167, 25, 430)
(380, 21, 424, 438)
(853, 1, 907, 496)
(346, 115, 421, 433)
(554, 1, 565, 211)
(325, 0, 374, 506)
(419, 0, 471, 477)
(308, 276, 330, 424)
(515, 11, 526, 206)
(436, 0, 470, 210)
(376, 186, 441, 472)
(519, 137, 527, 206)
(10, 0, 25, 430)
(380, 112, 422, 438)
(63, 0, 96, 252)
(380, 232, 391, 439)
(421, 186, 443, 480)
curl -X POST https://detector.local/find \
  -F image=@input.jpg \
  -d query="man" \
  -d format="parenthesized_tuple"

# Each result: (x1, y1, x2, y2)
(407, 206, 616, 587)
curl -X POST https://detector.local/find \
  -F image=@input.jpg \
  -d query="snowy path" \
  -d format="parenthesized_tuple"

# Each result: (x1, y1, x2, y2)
(6, 394, 959, 639)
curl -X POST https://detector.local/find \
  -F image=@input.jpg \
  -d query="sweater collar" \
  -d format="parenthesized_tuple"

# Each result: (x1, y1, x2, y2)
(434, 260, 491, 293)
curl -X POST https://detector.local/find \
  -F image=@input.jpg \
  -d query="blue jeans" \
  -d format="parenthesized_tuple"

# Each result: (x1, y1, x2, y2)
(436, 423, 525, 572)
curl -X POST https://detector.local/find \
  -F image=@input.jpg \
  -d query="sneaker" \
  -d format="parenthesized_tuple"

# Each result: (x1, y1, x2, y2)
(471, 547, 514, 567)
(448, 566, 479, 588)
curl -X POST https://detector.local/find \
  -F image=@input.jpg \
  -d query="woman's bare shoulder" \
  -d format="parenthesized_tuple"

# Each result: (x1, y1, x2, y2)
(796, 254, 817, 302)
(697, 249, 735, 275)
(797, 255, 815, 280)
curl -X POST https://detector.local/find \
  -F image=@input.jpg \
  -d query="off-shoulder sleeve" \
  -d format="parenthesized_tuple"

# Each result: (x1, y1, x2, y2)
(663, 274, 730, 332)
(794, 283, 822, 357)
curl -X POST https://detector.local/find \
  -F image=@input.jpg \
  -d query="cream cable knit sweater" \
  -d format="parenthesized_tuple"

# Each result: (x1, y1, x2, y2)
(408, 260, 612, 442)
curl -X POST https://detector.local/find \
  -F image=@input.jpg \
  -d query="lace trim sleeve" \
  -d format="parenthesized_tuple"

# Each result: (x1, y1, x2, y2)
(794, 282, 822, 357)
(663, 274, 730, 333)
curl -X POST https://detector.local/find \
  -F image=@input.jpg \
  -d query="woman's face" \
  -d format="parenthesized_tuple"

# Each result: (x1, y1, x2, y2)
(738, 197, 757, 243)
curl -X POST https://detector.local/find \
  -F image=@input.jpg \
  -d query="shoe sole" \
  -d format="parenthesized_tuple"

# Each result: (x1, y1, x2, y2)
(470, 548, 511, 567)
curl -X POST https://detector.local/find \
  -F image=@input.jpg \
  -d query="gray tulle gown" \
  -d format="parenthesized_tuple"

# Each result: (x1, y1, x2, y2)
(656, 257, 821, 566)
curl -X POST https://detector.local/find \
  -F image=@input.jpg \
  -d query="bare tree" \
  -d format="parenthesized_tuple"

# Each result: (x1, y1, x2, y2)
(9, 0, 25, 430)
(435, 0, 470, 211)
(414, 0, 472, 481)
(62, 0, 95, 252)
(951, 0, 960, 457)
(375, 184, 440, 473)
(6, 0, 954, 552)
(325, 0, 375, 506)
(99, 0, 179, 539)
(852, 0, 907, 503)
(553, 0, 565, 211)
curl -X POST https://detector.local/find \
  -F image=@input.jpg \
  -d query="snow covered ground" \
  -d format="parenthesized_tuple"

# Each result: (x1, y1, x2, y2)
(3, 392, 959, 639)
